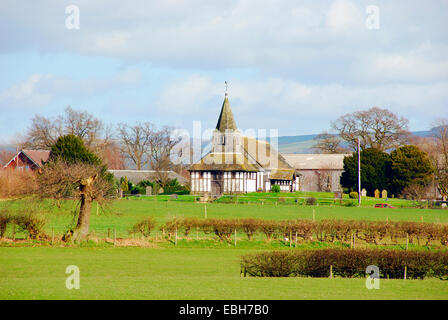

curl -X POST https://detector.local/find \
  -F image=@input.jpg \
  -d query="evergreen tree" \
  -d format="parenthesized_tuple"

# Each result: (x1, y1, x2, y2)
(389, 145, 434, 195)
(340, 148, 390, 196)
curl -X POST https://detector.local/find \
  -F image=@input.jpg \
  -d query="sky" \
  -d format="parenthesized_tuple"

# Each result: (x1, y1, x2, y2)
(0, 0, 447, 143)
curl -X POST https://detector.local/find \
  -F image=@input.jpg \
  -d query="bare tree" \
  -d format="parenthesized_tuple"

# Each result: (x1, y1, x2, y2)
(117, 122, 153, 170)
(62, 106, 104, 147)
(431, 119, 448, 200)
(331, 107, 410, 151)
(148, 126, 180, 188)
(37, 161, 115, 242)
(312, 132, 348, 154)
(24, 114, 63, 149)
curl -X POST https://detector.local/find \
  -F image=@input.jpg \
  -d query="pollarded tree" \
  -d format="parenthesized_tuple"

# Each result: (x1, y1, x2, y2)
(340, 148, 390, 196)
(389, 145, 434, 196)
(40, 135, 115, 242)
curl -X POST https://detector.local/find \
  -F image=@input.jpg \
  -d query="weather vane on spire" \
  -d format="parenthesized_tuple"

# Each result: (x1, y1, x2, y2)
(225, 81, 228, 97)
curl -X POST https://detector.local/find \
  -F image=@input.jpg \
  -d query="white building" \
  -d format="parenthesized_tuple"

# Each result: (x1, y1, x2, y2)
(189, 93, 298, 197)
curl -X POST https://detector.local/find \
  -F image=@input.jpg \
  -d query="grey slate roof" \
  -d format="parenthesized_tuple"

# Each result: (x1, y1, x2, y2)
(108, 170, 188, 185)
(282, 154, 350, 170)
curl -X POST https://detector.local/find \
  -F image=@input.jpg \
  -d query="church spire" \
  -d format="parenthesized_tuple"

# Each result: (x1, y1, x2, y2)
(216, 81, 237, 132)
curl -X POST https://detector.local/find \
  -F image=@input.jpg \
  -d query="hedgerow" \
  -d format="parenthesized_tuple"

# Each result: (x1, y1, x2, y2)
(240, 249, 448, 279)
(163, 217, 448, 246)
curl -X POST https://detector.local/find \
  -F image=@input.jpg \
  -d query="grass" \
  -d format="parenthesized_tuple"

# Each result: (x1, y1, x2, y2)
(1, 247, 448, 300)
(2, 198, 448, 239)
(1, 199, 448, 299)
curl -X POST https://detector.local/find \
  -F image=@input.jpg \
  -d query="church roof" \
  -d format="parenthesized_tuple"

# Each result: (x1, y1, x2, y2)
(188, 152, 260, 172)
(215, 96, 237, 132)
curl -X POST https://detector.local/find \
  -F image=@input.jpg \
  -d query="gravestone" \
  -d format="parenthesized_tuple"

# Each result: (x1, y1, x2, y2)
(381, 189, 388, 199)
(374, 189, 380, 198)
(145, 186, 152, 196)
(361, 188, 367, 197)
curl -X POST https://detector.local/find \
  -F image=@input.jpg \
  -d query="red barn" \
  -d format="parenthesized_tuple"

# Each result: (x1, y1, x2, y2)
(3, 150, 50, 171)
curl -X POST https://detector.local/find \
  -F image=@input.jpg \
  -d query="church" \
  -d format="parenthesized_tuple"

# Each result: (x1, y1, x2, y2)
(188, 91, 298, 197)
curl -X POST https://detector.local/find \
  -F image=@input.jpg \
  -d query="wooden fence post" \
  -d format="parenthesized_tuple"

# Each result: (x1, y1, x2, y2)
(312, 208, 315, 221)
(204, 205, 207, 219)
(12, 225, 15, 240)
(289, 231, 292, 248)
(295, 231, 297, 248)
(330, 265, 333, 279)
(175, 228, 178, 246)
(406, 233, 409, 250)
(51, 227, 54, 245)
(404, 266, 407, 280)
(113, 228, 116, 246)
(234, 229, 237, 247)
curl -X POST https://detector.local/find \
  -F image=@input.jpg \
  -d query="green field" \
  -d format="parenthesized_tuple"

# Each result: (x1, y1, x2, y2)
(1, 198, 448, 299)
(2, 197, 448, 239)
(1, 247, 448, 300)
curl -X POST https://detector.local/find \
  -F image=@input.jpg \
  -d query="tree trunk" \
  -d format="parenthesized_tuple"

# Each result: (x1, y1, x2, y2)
(64, 175, 97, 242)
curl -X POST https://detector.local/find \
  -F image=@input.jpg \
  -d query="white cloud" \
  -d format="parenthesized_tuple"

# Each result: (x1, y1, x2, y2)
(1, 1, 446, 84)
(153, 75, 448, 134)
(0, 69, 142, 110)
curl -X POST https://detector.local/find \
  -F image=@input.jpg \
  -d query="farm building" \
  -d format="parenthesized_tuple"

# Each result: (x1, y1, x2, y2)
(188, 92, 298, 196)
(282, 154, 349, 192)
(2, 149, 50, 171)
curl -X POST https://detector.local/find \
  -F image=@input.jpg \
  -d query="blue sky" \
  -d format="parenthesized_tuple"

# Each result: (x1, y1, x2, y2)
(0, 0, 447, 143)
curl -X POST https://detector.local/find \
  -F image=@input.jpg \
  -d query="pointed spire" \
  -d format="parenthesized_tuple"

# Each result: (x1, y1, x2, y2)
(216, 82, 237, 132)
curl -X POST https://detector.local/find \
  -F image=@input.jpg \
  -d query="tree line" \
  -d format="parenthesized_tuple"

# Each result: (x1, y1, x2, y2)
(7, 106, 186, 187)
(312, 106, 448, 200)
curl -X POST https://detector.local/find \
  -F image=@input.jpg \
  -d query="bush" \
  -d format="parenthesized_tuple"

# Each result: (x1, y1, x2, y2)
(241, 249, 448, 279)
(349, 191, 358, 199)
(271, 184, 280, 193)
(129, 217, 157, 237)
(11, 212, 48, 240)
(305, 197, 317, 205)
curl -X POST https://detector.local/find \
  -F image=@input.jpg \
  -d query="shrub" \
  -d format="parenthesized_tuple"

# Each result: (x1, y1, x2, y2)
(129, 217, 157, 237)
(11, 212, 48, 240)
(349, 191, 358, 199)
(239, 218, 259, 240)
(305, 197, 317, 205)
(241, 249, 448, 279)
(271, 184, 280, 193)
(0, 213, 11, 238)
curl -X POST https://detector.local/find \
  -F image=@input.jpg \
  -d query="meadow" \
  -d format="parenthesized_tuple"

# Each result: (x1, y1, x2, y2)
(1, 195, 448, 300)
(2, 247, 448, 300)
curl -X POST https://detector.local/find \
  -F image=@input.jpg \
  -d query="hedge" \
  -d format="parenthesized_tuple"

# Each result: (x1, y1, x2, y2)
(240, 249, 448, 279)
(161, 217, 448, 246)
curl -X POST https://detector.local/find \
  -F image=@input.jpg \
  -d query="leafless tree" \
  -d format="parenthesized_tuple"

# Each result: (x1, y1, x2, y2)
(24, 114, 63, 149)
(430, 119, 448, 200)
(117, 122, 153, 170)
(24, 106, 110, 149)
(312, 132, 349, 154)
(37, 161, 115, 242)
(331, 107, 410, 151)
(148, 126, 181, 187)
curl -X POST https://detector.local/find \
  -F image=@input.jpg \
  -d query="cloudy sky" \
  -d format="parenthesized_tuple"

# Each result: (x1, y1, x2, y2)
(0, 0, 447, 142)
